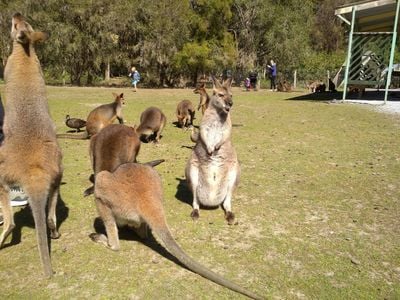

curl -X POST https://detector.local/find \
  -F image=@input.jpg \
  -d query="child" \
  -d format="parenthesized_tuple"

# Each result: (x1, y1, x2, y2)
(128, 66, 141, 92)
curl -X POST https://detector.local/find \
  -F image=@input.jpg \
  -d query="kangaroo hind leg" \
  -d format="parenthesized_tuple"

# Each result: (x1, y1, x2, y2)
(47, 173, 62, 239)
(0, 184, 15, 248)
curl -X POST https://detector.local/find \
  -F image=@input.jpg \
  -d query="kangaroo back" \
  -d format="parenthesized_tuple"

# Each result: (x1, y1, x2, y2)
(136, 107, 166, 143)
(0, 13, 63, 277)
(176, 99, 195, 128)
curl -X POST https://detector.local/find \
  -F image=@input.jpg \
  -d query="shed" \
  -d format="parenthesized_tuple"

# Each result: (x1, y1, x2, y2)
(335, 0, 399, 102)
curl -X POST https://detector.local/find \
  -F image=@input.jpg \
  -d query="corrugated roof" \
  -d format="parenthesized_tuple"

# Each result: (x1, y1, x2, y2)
(335, 0, 398, 32)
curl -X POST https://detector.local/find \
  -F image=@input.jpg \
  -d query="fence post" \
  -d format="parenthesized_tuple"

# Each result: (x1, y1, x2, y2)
(293, 70, 297, 89)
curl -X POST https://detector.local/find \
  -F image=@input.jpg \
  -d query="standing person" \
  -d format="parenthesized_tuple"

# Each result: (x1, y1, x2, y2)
(267, 59, 277, 91)
(128, 66, 141, 92)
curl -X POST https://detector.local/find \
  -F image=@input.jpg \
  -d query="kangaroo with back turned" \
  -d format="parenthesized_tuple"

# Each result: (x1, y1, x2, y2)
(136, 106, 166, 143)
(185, 76, 240, 224)
(57, 92, 125, 139)
(176, 99, 195, 129)
(91, 162, 262, 299)
(0, 13, 63, 277)
(193, 83, 210, 115)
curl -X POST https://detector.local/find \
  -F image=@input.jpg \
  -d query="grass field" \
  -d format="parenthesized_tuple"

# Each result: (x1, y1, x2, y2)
(0, 85, 399, 299)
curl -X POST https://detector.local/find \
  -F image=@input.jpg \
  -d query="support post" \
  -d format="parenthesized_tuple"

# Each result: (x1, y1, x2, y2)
(342, 6, 357, 101)
(384, 0, 400, 104)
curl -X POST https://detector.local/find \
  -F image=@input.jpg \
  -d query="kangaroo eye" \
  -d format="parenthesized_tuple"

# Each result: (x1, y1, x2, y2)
(218, 93, 224, 97)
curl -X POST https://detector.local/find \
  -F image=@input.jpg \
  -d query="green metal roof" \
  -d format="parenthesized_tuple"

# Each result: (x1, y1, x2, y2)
(335, 0, 398, 32)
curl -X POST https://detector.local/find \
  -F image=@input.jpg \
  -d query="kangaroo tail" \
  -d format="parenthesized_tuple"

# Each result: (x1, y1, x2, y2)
(56, 132, 89, 139)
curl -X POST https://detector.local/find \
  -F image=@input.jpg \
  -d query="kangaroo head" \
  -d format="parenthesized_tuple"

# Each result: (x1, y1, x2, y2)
(211, 76, 233, 115)
(193, 83, 206, 95)
(113, 93, 125, 105)
(11, 13, 48, 46)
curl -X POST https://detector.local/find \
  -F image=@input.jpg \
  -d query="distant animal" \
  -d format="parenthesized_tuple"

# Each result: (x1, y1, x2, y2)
(136, 107, 166, 143)
(57, 92, 125, 139)
(348, 85, 365, 98)
(277, 80, 292, 92)
(315, 82, 326, 93)
(176, 99, 195, 128)
(193, 83, 210, 114)
(65, 115, 86, 132)
(0, 13, 63, 277)
(92, 162, 262, 300)
(185, 76, 240, 224)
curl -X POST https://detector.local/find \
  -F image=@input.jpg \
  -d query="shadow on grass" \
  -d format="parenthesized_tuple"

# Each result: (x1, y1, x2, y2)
(91, 217, 188, 270)
(3, 195, 69, 249)
(287, 90, 400, 102)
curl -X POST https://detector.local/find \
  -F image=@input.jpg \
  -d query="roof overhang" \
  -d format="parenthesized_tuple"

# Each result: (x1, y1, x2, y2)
(335, 0, 398, 32)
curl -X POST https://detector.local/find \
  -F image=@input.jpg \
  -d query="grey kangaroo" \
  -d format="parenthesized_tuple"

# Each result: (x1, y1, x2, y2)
(92, 162, 262, 300)
(57, 93, 125, 139)
(136, 107, 166, 143)
(176, 99, 195, 128)
(0, 13, 63, 277)
(185, 76, 240, 224)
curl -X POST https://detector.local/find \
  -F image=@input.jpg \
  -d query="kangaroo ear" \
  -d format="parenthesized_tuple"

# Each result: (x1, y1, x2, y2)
(223, 77, 232, 88)
(112, 92, 118, 98)
(212, 75, 222, 94)
(31, 32, 49, 43)
(120, 93, 124, 98)
(11, 13, 24, 32)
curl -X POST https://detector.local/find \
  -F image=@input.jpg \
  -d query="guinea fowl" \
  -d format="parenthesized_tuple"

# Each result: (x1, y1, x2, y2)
(65, 115, 87, 132)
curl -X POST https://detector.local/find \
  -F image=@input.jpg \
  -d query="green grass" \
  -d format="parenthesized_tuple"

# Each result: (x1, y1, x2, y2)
(0, 85, 400, 299)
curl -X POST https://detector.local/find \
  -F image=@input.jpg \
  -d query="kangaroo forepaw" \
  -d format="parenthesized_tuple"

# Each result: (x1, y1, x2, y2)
(225, 211, 235, 225)
(190, 209, 199, 221)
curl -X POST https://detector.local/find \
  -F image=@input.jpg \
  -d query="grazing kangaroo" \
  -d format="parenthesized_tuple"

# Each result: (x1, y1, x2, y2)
(57, 93, 125, 139)
(92, 163, 262, 300)
(193, 83, 210, 114)
(65, 115, 86, 132)
(176, 99, 195, 128)
(185, 77, 240, 224)
(136, 107, 166, 143)
(0, 13, 63, 277)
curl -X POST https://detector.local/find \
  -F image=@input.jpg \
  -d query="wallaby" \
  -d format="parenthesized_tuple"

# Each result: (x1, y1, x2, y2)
(83, 124, 164, 197)
(65, 114, 86, 132)
(193, 83, 210, 114)
(57, 93, 125, 139)
(92, 162, 262, 300)
(0, 13, 63, 277)
(185, 77, 240, 224)
(136, 107, 166, 143)
(176, 99, 195, 128)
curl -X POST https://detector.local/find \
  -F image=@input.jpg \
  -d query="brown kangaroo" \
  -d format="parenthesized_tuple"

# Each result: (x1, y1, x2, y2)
(57, 93, 125, 139)
(136, 107, 166, 143)
(176, 99, 195, 128)
(83, 124, 164, 197)
(193, 83, 210, 114)
(92, 162, 262, 300)
(185, 76, 240, 224)
(0, 13, 63, 277)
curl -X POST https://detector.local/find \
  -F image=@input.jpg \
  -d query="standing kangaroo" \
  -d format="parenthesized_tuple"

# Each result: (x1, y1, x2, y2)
(92, 163, 262, 300)
(176, 99, 195, 128)
(193, 83, 210, 114)
(0, 13, 63, 277)
(136, 107, 166, 143)
(57, 93, 125, 139)
(185, 77, 240, 224)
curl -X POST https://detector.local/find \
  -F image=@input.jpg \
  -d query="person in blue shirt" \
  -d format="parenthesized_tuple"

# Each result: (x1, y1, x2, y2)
(129, 66, 141, 92)
(267, 59, 277, 91)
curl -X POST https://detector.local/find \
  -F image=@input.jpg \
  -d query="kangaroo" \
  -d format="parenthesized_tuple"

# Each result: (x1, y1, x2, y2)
(57, 93, 125, 139)
(136, 107, 166, 143)
(83, 124, 164, 197)
(176, 99, 195, 128)
(185, 77, 240, 224)
(92, 162, 262, 300)
(193, 83, 210, 114)
(65, 114, 86, 132)
(0, 13, 63, 277)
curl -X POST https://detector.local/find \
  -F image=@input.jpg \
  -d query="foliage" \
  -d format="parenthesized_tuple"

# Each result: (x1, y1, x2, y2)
(0, 0, 383, 86)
